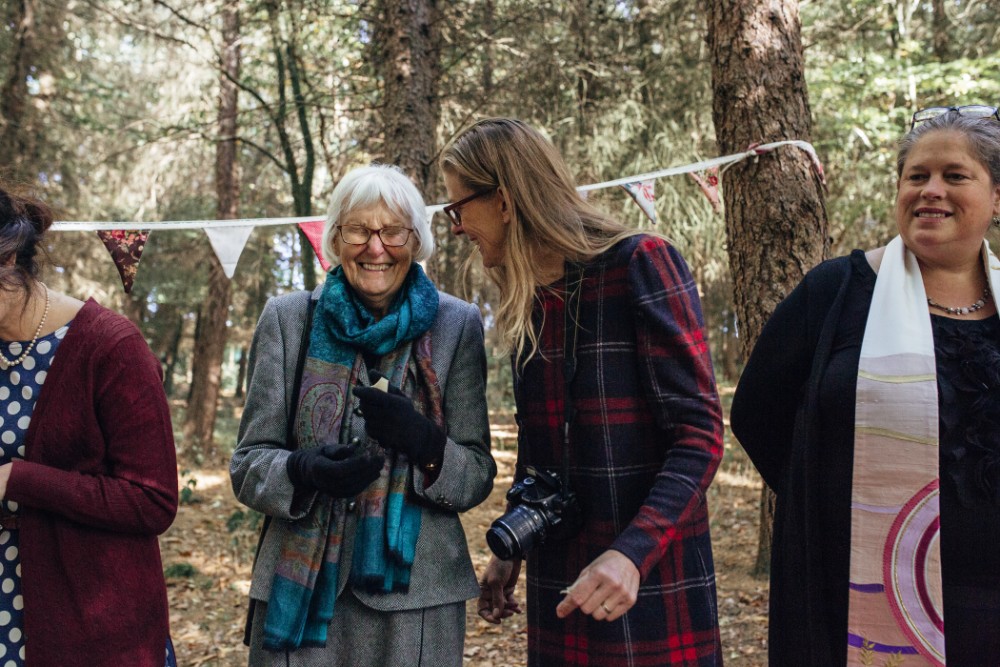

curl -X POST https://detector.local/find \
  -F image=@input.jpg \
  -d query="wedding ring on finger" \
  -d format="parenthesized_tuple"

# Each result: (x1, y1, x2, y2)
(600, 602, 613, 613)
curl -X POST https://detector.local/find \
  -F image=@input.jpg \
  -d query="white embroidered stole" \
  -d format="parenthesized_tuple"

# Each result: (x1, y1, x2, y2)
(848, 235, 1000, 666)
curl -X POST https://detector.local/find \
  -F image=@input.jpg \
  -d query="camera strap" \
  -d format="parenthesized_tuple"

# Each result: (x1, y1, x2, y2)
(562, 262, 584, 483)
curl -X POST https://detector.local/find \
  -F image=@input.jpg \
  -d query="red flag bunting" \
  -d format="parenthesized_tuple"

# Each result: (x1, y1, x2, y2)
(296, 220, 331, 272)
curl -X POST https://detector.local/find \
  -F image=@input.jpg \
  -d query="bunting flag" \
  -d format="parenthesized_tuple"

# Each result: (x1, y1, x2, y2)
(688, 167, 721, 212)
(296, 219, 331, 272)
(204, 225, 255, 279)
(56, 140, 825, 291)
(96, 229, 150, 293)
(620, 180, 657, 224)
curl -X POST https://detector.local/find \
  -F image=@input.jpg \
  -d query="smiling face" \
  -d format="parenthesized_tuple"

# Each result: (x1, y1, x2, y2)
(896, 130, 1000, 267)
(443, 170, 509, 268)
(333, 201, 416, 317)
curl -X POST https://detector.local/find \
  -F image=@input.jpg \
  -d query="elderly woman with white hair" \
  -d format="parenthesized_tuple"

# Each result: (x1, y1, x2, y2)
(231, 163, 496, 667)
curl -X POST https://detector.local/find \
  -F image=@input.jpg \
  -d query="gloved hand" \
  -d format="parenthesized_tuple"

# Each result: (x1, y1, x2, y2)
(286, 444, 384, 497)
(353, 371, 446, 467)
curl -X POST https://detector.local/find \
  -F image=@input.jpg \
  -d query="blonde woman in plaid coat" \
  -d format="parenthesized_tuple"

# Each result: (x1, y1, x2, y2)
(441, 118, 724, 666)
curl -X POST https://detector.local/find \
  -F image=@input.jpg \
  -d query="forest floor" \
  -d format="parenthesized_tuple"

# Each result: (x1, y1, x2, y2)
(161, 389, 769, 666)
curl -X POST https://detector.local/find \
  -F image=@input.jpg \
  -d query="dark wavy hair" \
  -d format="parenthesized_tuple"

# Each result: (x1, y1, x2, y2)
(0, 183, 53, 300)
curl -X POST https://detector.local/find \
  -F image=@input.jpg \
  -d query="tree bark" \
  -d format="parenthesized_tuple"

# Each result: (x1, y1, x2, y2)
(931, 0, 948, 61)
(374, 0, 442, 197)
(262, 2, 318, 289)
(708, 0, 828, 576)
(235, 343, 249, 399)
(0, 0, 36, 172)
(162, 310, 185, 399)
(182, 1, 239, 459)
(372, 0, 442, 289)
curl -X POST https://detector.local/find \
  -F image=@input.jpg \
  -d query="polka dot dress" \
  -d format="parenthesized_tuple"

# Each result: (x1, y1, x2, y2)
(0, 323, 69, 666)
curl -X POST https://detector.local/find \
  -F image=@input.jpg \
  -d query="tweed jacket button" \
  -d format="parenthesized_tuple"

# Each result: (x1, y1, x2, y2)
(347, 501, 357, 512)
(349, 436, 361, 446)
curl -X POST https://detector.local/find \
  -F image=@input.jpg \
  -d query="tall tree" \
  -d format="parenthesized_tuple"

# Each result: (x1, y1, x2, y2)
(0, 0, 66, 185)
(183, 1, 240, 459)
(374, 0, 441, 195)
(708, 0, 828, 575)
(372, 0, 442, 281)
(0, 0, 37, 173)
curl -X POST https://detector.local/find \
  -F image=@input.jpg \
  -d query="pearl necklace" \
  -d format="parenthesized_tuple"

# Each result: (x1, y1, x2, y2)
(0, 285, 50, 371)
(926, 284, 991, 316)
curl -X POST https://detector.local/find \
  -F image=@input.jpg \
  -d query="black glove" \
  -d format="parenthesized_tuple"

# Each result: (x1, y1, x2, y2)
(353, 371, 446, 467)
(286, 444, 384, 497)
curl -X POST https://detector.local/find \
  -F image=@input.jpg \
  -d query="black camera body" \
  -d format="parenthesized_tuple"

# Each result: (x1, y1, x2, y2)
(486, 466, 582, 561)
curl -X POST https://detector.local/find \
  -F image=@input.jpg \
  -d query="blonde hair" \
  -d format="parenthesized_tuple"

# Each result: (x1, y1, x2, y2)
(441, 118, 647, 361)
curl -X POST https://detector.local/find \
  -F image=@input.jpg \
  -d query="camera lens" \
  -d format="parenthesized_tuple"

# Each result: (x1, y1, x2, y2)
(486, 505, 548, 560)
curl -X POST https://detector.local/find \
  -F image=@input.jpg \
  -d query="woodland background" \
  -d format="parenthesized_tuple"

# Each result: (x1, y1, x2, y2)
(1, 0, 999, 664)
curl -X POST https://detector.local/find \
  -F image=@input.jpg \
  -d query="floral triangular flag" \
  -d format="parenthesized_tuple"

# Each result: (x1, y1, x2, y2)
(688, 167, 721, 213)
(97, 229, 150, 293)
(620, 180, 657, 224)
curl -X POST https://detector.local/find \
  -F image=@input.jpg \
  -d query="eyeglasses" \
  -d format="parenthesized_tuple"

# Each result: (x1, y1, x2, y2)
(337, 225, 413, 247)
(443, 189, 495, 226)
(910, 105, 1000, 130)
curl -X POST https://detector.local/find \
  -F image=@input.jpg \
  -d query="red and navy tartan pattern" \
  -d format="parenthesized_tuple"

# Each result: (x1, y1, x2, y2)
(513, 235, 724, 666)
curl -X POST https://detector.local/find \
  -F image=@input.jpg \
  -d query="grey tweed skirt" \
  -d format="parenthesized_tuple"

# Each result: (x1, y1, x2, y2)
(247, 591, 465, 667)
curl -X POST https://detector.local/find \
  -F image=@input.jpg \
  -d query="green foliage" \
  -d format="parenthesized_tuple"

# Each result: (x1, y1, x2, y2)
(804, 0, 1000, 254)
(3, 0, 998, 452)
(226, 508, 263, 533)
(164, 562, 198, 579)
(179, 475, 199, 505)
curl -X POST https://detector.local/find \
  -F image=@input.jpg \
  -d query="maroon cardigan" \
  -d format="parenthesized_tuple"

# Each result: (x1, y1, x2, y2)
(5, 299, 178, 666)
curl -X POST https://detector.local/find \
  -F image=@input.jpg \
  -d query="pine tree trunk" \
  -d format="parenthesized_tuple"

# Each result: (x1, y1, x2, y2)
(183, 259, 233, 458)
(373, 0, 442, 200)
(0, 0, 35, 171)
(708, 0, 828, 576)
(235, 344, 249, 399)
(182, 2, 240, 459)
(163, 311, 185, 399)
(932, 0, 948, 61)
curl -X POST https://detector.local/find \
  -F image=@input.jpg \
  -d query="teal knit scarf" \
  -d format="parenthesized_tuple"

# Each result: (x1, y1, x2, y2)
(263, 263, 441, 650)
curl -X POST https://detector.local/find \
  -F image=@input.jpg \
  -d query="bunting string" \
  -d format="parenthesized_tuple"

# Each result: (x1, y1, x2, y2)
(51, 140, 822, 291)
(53, 139, 822, 232)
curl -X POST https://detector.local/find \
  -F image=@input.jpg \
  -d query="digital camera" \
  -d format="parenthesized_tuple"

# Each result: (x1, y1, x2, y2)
(485, 466, 582, 561)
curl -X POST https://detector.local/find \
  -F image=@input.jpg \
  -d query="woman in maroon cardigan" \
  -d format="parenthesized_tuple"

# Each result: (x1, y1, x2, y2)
(0, 184, 178, 666)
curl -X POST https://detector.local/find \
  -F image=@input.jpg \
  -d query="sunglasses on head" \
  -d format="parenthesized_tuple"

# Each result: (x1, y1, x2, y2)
(910, 104, 1000, 130)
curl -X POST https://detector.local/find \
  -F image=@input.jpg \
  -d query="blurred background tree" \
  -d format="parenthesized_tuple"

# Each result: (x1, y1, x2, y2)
(1, 0, 997, 477)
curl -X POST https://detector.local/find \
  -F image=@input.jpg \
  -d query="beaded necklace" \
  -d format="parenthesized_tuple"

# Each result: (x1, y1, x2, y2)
(0, 285, 50, 370)
(926, 284, 991, 316)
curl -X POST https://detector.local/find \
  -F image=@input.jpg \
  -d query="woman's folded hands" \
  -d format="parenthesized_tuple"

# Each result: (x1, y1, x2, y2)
(286, 444, 384, 496)
(353, 371, 446, 468)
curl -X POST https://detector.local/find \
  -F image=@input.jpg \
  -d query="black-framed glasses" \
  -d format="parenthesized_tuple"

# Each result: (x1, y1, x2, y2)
(337, 225, 414, 247)
(443, 189, 495, 226)
(910, 105, 1000, 130)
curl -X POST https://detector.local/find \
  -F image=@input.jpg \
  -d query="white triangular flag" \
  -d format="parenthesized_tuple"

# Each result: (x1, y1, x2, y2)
(621, 180, 657, 224)
(204, 225, 255, 279)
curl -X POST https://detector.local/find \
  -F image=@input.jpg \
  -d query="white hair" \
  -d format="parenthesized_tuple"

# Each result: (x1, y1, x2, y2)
(321, 164, 434, 268)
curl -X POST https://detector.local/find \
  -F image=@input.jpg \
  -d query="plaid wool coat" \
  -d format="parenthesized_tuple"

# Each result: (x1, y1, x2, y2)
(512, 235, 724, 666)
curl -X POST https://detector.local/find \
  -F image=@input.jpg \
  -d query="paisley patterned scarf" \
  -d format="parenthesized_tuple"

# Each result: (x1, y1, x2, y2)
(263, 263, 441, 650)
(848, 235, 1000, 665)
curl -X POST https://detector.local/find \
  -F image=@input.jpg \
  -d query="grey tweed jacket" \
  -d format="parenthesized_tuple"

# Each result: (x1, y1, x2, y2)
(230, 287, 496, 612)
